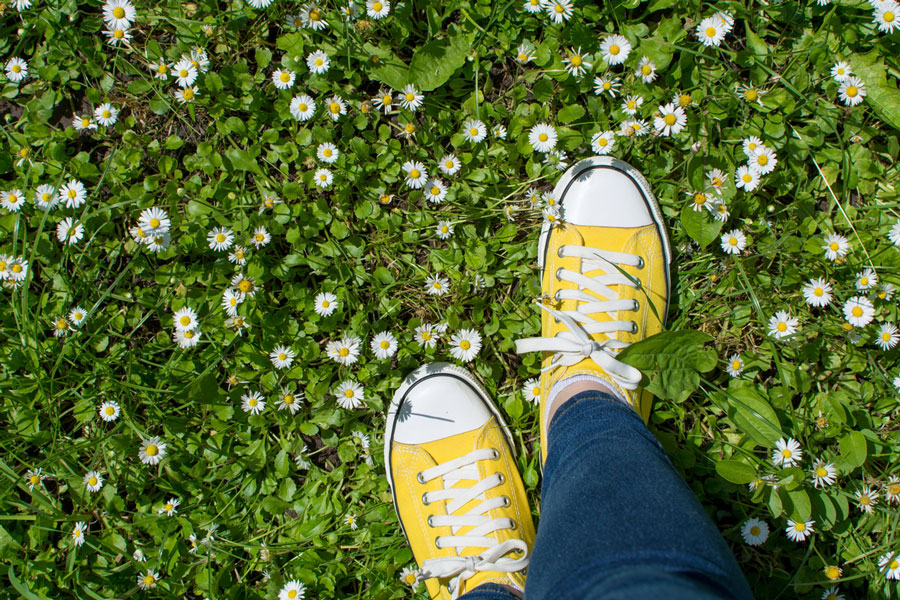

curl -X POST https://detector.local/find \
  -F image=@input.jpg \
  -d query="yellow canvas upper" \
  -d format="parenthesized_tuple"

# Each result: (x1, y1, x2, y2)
(390, 416, 535, 599)
(537, 221, 668, 463)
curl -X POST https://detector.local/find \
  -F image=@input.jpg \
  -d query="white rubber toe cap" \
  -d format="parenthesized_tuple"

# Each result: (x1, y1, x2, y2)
(556, 159, 654, 227)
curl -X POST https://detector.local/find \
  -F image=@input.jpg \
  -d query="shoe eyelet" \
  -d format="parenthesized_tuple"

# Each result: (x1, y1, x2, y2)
(631, 300, 639, 311)
(497, 473, 505, 484)
(422, 493, 431, 506)
(555, 267, 564, 281)
(630, 322, 638, 334)
(557, 245, 566, 258)
(636, 257, 645, 269)
(502, 496, 511, 507)
(491, 449, 500, 460)
(508, 518, 517, 530)
(416, 472, 427, 484)
(554, 291, 561, 302)
(427, 515, 435, 527)
(435, 537, 443, 549)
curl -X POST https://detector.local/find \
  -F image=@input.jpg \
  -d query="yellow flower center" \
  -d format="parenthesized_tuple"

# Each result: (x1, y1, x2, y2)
(146, 444, 158, 456)
(706, 26, 716, 37)
(469, 128, 478, 136)
(328, 102, 341, 114)
(431, 186, 440, 195)
(554, 3, 564, 12)
(794, 522, 806, 531)
(280, 72, 290, 82)
(158, 64, 167, 74)
(815, 467, 827, 477)
(238, 280, 252, 293)
(776, 322, 787, 332)
(860, 277, 869, 285)
(745, 89, 758, 101)
(570, 55, 582, 66)
(68, 189, 77, 198)
(825, 566, 840, 579)
(445, 160, 455, 168)
(315, 59, 324, 67)
(731, 360, 741, 370)
(256, 234, 265, 242)
(56, 319, 68, 330)
(339, 347, 349, 357)
(829, 242, 839, 251)
(298, 103, 308, 112)
(852, 306, 863, 317)
(380, 340, 390, 349)
(405, 92, 415, 101)
(12, 264, 22, 273)
(321, 300, 330, 307)
(422, 331, 432, 340)
(750, 526, 760, 536)
(814, 288, 823, 296)
(892, 560, 900, 570)
(249, 398, 257, 406)
(12, 65, 21, 73)
(213, 233, 225, 243)
(742, 173, 752, 183)
(409, 169, 420, 178)
(179, 69, 188, 78)
(113, 6, 125, 18)
(664, 113, 677, 126)
(757, 155, 768, 166)
(846, 85, 858, 97)
(183, 88, 194, 100)
(180, 316, 191, 326)
(373, 1, 383, 10)
(404, 123, 415, 133)
(885, 11, 895, 22)
(165, 503, 174, 511)
(460, 340, 471, 350)
(344, 389, 354, 398)
(405, 574, 416, 584)
(539, 133, 549, 142)
(105, 406, 115, 415)
(532, 386, 541, 395)
(284, 395, 294, 404)
(82, 118, 91, 127)
(729, 237, 737, 246)
(381, 95, 391, 105)
(641, 64, 652, 75)
(309, 9, 321, 20)
(860, 495, 870, 505)
(29, 475, 39, 484)
(150, 218, 161, 228)
(598, 138, 607, 147)
(278, 353, 287, 360)
(88, 477, 99, 488)
(184, 330, 194, 339)
(781, 449, 792, 458)
(143, 576, 155, 586)
(113, 30, 124, 39)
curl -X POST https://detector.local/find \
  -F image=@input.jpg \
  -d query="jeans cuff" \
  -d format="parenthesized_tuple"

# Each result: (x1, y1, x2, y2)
(457, 582, 521, 600)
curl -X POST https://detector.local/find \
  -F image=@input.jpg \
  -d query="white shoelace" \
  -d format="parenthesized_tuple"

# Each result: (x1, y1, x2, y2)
(515, 244, 644, 390)
(414, 448, 529, 599)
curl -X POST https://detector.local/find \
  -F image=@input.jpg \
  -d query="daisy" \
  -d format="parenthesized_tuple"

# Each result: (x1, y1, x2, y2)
(33, 184, 58, 210)
(25, 468, 45, 491)
(402, 161, 428, 189)
(591, 131, 615, 155)
(785, 519, 814, 542)
(137, 570, 159, 590)
(250, 226, 271, 248)
(173, 58, 198, 88)
(621, 94, 643, 115)
(878, 283, 896, 300)
(725, 354, 744, 377)
(318, 97, 346, 123)
(397, 84, 424, 111)
(98, 400, 121, 422)
(301, 4, 328, 29)
(306, 50, 330, 75)
(838, 76, 866, 106)
(174, 327, 201, 348)
(7, 257, 28, 282)
(274, 386, 302, 414)
(69, 306, 87, 326)
(1, 189, 24, 212)
(831, 61, 852, 81)
(875, 322, 900, 350)
(139, 207, 170, 234)
(313, 168, 333, 188)
(772, 437, 803, 467)
(543, 0, 573, 24)
(225, 315, 249, 335)
(314, 291, 338, 316)
(749, 146, 778, 175)
(370, 331, 398, 359)
(654, 103, 687, 136)
(620, 119, 648, 137)
(366, 0, 390, 19)
(5, 57, 28, 82)
(103, 0, 136, 24)
(843, 296, 875, 327)
(810, 460, 837, 487)
(188, 48, 210, 72)
(824, 565, 843, 581)
(159, 497, 180, 516)
(529, 123, 557, 153)
(52, 316, 71, 337)
(802, 278, 833, 307)
(673, 91, 694, 109)
(95, 103, 118, 126)
(734, 166, 760, 192)
(290, 95, 316, 121)
(856, 268, 878, 290)
(742, 137, 764, 157)
(544, 149, 570, 169)
(696, 17, 726, 47)
(228, 246, 248, 266)
(740, 518, 769, 545)
(707, 169, 727, 194)
(635, 57, 657, 83)
(173, 307, 198, 331)
(147, 60, 169, 81)
(344, 513, 359, 530)
(462, 119, 487, 143)
(855, 486, 878, 513)
(449, 328, 482, 362)
(270, 345, 295, 369)
(424, 179, 448, 204)
(73, 114, 98, 131)
(72, 522, 86, 547)
(562, 47, 591, 77)
(414, 323, 442, 349)
(439, 154, 461, 176)
(139, 436, 167, 465)
(593, 76, 621, 97)
(822, 233, 850, 261)
(821, 587, 844, 600)
(175, 86, 198, 104)
(884, 477, 900, 504)
(720, 230, 746, 255)
(59, 179, 87, 209)
(600, 34, 631, 65)
(436, 220, 454, 240)
(523, 378, 541, 403)
(335, 380, 365, 409)
(875, 1, 900, 33)
(881, 553, 900, 580)
(425, 274, 450, 296)
(207, 227, 234, 251)
(317, 142, 339, 163)
(83, 470, 103, 492)
(272, 68, 295, 90)
(516, 42, 537, 64)
(104, 26, 133, 45)
(247, 0, 274, 7)
(400, 566, 419, 587)
(326, 335, 362, 365)
(543, 205, 561, 226)
(242, 390, 266, 415)
(767, 310, 799, 339)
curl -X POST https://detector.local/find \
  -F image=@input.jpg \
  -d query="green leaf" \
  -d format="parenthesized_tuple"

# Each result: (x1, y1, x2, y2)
(838, 430, 867, 470)
(557, 104, 585, 124)
(680, 204, 724, 249)
(407, 34, 473, 92)
(619, 330, 715, 402)
(715, 460, 757, 484)
(786, 488, 811, 521)
(849, 51, 900, 133)
(223, 147, 263, 175)
(205, 72, 223, 94)
(725, 382, 783, 447)
(8, 566, 44, 600)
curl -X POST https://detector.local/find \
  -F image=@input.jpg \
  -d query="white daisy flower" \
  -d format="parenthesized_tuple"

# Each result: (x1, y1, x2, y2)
(139, 436, 167, 465)
(7, 257, 28, 281)
(5, 57, 28, 82)
(707, 168, 728, 193)
(436, 220, 454, 240)
(425, 274, 450, 296)
(785, 519, 814, 542)
(885, 477, 900, 504)
(635, 57, 657, 83)
(654, 103, 687, 136)
(515, 42, 537, 63)
(325, 335, 362, 365)
(593, 75, 621, 97)
(208, 227, 234, 251)
(725, 354, 743, 377)
(137, 570, 159, 590)
(543, 0, 573, 24)
(84, 470, 103, 492)
(543, 205, 562, 226)
(250, 225, 271, 248)
(838, 76, 866, 106)
(734, 166, 760, 192)
(696, 16, 726, 47)
(600, 34, 631, 65)
(94, 103, 119, 126)
(173, 306, 198, 332)
(301, 4, 328, 29)
(877, 283, 896, 301)
(173, 327, 201, 348)
(523, 378, 541, 404)
(449, 328, 482, 362)
(767, 310, 798, 339)
(241, 390, 266, 415)
(821, 233, 850, 261)
(220, 289, 242, 317)
(399, 566, 419, 587)
(99, 400, 120, 422)
(335, 380, 365, 409)
(138, 207, 170, 234)
(173, 58, 198, 88)
(529, 123, 557, 153)
(59, 179, 87, 209)
(33, 185, 58, 210)
(720, 230, 746, 255)
(742, 136, 764, 156)
(621, 94, 643, 116)
(306, 50, 330, 75)
(749, 146, 777, 175)
(370, 331, 398, 359)
(414, 322, 442, 349)
(313, 168, 333, 189)
(881, 552, 900, 580)
(175, 86, 198, 104)
(314, 291, 338, 316)
(159, 497, 180, 516)
(228, 246, 248, 266)
(874, 1, 900, 33)
(810, 459, 837, 487)
(1, 188, 24, 213)
(855, 486, 879, 513)
(52, 316, 71, 337)
(270, 345, 295, 369)
(802, 278, 833, 307)
(562, 47, 591, 77)
(72, 522, 86, 546)
(402, 161, 428, 189)
(591, 131, 616, 155)
(740, 517, 769, 545)
(324, 95, 347, 121)
(272, 68, 296, 90)
(424, 179, 448, 204)
(439, 154, 461, 176)
(277, 386, 303, 414)
(57, 217, 84, 247)
(889, 221, 900, 246)
(398, 84, 424, 110)
(366, 0, 390, 19)
(462, 119, 487, 143)
(843, 296, 875, 327)
(831, 61, 852, 82)
(290, 95, 316, 121)
(877, 323, 900, 350)
(372, 88, 395, 113)
(317, 142, 339, 163)
(855, 268, 877, 290)
(772, 437, 803, 467)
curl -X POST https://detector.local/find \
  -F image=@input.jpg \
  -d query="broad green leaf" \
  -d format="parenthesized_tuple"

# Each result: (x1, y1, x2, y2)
(223, 147, 263, 175)
(787, 488, 811, 521)
(619, 330, 715, 402)
(725, 382, 783, 447)
(715, 460, 756, 484)
(557, 104, 585, 124)
(838, 430, 867, 470)
(849, 51, 900, 133)
(680, 204, 724, 249)
(408, 34, 473, 92)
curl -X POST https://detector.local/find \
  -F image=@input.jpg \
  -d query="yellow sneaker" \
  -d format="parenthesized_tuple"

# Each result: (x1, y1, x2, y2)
(385, 363, 535, 599)
(516, 156, 671, 465)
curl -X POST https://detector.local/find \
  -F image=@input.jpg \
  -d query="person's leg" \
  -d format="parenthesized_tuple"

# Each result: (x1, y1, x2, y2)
(458, 582, 522, 599)
(525, 387, 754, 600)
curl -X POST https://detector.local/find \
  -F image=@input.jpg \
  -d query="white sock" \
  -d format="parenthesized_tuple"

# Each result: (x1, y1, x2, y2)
(545, 375, 627, 425)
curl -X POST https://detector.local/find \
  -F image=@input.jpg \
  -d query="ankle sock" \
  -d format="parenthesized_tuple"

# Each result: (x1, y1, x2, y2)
(545, 375, 627, 425)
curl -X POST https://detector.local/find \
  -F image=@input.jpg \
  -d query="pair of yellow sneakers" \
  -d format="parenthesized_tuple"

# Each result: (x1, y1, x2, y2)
(384, 157, 671, 598)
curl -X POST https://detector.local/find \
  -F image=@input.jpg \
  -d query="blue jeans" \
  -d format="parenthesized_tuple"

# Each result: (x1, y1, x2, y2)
(460, 392, 754, 600)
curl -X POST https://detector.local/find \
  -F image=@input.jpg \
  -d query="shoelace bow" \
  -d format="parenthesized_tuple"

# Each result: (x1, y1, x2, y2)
(414, 448, 529, 599)
(515, 243, 644, 390)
